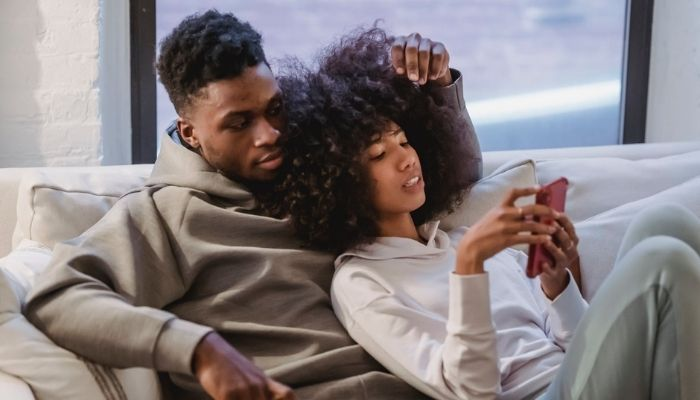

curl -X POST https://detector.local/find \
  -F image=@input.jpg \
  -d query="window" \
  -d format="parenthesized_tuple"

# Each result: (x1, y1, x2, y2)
(132, 0, 654, 160)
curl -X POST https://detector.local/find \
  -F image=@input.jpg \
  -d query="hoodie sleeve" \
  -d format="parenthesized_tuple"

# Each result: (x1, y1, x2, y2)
(508, 248, 588, 350)
(24, 189, 213, 376)
(537, 270, 589, 350)
(424, 68, 483, 182)
(331, 263, 500, 400)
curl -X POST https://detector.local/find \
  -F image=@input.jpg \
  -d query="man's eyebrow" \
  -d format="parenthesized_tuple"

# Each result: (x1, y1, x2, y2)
(220, 110, 249, 122)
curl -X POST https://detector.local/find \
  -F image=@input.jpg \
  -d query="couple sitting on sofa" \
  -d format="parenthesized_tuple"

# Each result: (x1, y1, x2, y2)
(24, 9, 700, 400)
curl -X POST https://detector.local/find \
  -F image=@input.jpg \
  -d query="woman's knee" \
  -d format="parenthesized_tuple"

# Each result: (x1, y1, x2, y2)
(630, 203, 697, 236)
(621, 236, 700, 281)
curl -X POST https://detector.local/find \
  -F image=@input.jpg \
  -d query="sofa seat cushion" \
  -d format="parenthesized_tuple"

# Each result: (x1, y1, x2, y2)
(0, 241, 161, 400)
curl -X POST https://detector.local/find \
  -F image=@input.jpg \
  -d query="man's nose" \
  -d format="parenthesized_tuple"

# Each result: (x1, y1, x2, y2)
(253, 119, 281, 147)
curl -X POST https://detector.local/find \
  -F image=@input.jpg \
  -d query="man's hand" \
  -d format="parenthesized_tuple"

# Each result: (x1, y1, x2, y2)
(391, 33, 452, 86)
(193, 332, 296, 400)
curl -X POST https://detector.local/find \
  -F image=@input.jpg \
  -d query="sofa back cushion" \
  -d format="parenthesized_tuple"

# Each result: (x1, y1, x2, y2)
(12, 165, 152, 249)
(440, 158, 537, 232)
(535, 150, 700, 222)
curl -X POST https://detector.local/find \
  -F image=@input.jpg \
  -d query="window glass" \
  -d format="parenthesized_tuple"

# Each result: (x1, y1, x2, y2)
(157, 0, 627, 150)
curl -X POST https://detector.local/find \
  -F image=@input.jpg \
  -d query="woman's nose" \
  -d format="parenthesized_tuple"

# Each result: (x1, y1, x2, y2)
(398, 149, 417, 171)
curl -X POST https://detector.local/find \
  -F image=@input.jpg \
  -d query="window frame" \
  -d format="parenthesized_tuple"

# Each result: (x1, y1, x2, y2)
(130, 0, 157, 163)
(130, 0, 654, 162)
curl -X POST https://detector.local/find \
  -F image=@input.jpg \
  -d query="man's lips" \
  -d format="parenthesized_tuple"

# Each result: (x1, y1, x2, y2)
(256, 150, 283, 170)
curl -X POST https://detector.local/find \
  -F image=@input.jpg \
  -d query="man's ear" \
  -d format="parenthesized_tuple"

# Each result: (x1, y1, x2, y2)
(177, 118, 199, 149)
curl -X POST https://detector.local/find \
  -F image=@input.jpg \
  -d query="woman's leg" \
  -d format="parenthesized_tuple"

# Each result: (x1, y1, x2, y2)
(542, 218, 700, 399)
(616, 203, 700, 261)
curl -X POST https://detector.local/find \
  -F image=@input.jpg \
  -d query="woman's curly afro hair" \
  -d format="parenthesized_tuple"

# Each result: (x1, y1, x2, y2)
(156, 9, 267, 114)
(270, 27, 479, 254)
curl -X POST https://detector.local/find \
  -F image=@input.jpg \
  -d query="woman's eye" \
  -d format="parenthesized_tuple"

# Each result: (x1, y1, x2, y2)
(400, 141, 410, 147)
(268, 103, 282, 116)
(370, 152, 385, 161)
(267, 101, 284, 117)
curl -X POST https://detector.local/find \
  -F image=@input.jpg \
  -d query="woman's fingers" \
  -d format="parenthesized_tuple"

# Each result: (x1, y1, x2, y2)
(543, 240, 569, 267)
(555, 213, 579, 245)
(504, 220, 556, 235)
(505, 233, 551, 247)
(501, 186, 540, 207)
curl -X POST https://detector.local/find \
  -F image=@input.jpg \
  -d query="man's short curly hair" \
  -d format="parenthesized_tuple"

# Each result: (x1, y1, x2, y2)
(156, 9, 267, 114)
(271, 27, 478, 253)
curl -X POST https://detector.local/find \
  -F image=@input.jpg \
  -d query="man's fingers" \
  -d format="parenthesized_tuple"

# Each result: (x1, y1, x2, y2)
(404, 33, 421, 81)
(429, 42, 448, 80)
(390, 35, 407, 75)
(268, 380, 296, 400)
(418, 38, 432, 84)
(502, 186, 541, 206)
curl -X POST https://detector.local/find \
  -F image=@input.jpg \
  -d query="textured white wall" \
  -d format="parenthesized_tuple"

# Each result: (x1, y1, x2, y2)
(646, 0, 700, 143)
(0, 0, 130, 167)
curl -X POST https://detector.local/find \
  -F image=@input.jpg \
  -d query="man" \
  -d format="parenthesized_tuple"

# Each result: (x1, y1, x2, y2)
(25, 10, 481, 400)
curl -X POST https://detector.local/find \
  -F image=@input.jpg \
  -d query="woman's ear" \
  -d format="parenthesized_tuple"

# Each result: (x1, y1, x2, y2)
(177, 118, 199, 149)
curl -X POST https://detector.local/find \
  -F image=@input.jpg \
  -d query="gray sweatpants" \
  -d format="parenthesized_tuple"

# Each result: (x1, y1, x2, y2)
(541, 203, 700, 400)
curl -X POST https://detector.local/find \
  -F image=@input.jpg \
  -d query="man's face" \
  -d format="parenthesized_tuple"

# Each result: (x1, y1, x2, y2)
(178, 63, 285, 182)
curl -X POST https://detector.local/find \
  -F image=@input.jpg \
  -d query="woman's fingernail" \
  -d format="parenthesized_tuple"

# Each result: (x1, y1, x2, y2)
(409, 73, 419, 81)
(396, 67, 405, 74)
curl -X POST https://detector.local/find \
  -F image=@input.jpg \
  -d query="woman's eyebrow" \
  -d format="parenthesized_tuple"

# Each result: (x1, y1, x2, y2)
(370, 128, 403, 144)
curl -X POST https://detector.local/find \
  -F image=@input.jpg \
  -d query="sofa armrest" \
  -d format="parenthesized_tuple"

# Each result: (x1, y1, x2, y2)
(0, 371, 34, 399)
(0, 168, 26, 258)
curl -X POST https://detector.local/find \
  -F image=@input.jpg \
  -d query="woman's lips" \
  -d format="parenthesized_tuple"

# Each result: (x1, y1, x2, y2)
(402, 176, 424, 192)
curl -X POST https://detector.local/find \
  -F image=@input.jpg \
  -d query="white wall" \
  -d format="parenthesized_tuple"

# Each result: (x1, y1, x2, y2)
(0, 0, 130, 167)
(646, 0, 700, 143)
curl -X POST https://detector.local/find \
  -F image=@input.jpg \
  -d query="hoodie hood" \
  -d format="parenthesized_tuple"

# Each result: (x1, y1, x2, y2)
(335, 221, 451, 268)
(146, 133, 255, 205)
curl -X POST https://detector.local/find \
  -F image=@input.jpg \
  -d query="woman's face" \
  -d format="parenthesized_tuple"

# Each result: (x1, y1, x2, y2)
(362, 121, 426, 219)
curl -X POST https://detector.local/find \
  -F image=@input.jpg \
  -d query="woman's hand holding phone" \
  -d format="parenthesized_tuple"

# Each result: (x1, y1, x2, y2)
(455, 187, 558, 275)
(539, 215, 580, 299)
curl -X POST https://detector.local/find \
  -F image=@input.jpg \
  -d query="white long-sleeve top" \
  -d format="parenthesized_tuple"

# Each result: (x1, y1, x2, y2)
(331, 222, 588, 400)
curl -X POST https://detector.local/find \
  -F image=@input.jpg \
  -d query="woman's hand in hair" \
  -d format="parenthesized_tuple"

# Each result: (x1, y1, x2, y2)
(455, 187, 556, 275)
(391, 33, 452, 86)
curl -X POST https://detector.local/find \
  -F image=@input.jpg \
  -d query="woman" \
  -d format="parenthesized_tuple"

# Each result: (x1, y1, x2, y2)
(273, 28, 700, 400)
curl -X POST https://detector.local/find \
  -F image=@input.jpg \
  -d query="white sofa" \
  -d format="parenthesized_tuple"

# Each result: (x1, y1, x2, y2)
(1, 141, 700, 399)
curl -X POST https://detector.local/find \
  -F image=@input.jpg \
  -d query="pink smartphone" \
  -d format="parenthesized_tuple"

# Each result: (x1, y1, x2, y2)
(526, 177, 569, 278)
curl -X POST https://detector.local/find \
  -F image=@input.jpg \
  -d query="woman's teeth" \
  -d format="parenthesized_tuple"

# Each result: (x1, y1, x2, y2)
(404, 177, 419, 187)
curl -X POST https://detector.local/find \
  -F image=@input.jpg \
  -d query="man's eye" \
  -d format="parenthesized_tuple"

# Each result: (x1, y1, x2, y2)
(400, 141, 410, 147)
(229, 120, 250, 131)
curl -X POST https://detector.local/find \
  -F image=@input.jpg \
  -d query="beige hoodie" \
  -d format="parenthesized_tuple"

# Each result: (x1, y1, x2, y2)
(25, 73, 478, 399)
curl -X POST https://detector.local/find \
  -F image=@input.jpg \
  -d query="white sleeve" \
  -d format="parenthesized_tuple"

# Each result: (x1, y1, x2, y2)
(331, 266, 500, 400)
(537, 270, 589, 350)
(507, 248, 588, 350)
